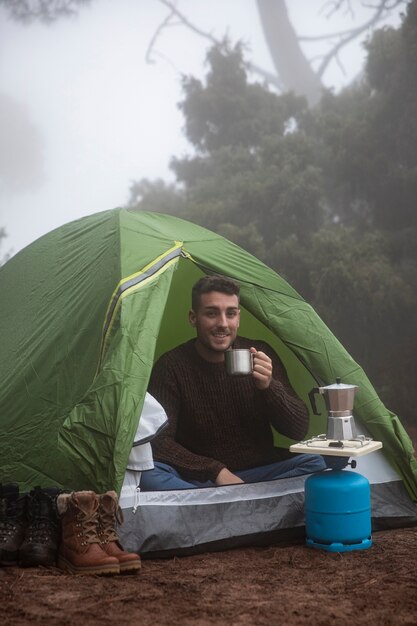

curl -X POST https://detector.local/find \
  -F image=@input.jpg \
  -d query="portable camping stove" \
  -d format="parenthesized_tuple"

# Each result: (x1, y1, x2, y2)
(290, 433, 382, 458)
(291, 377, 382, 457)
(290, 378, 383, 552)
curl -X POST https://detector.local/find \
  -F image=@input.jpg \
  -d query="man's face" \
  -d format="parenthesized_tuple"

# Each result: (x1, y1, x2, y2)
(189, 291, 240, 361)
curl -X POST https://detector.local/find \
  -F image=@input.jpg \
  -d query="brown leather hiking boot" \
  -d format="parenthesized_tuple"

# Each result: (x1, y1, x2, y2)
(0, 483, 27, 566)
(57, 491, 120, 575)
(98, 491, 141, 573)
(19, 486, 61, 567)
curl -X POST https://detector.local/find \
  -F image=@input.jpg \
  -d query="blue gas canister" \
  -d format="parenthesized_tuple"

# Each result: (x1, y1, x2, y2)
(304, 469, 372, 552)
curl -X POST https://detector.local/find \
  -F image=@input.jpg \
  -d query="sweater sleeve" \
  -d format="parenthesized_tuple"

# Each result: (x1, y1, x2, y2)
(147, 355, 226, 482)
(254, 340, 310, 442)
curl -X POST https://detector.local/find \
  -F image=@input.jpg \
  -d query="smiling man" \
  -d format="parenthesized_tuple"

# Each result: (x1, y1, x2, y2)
(141, 275, 325, 490)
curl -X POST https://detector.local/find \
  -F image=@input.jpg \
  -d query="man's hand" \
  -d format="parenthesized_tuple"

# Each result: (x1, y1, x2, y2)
(250, 348, 273, 390)
(215, 468, 244, 486)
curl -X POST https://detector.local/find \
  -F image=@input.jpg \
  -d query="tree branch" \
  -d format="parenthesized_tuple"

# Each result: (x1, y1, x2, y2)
(145, 7, 177, 64)
(151, 0, 282, 89)
(157, 0, 218, 46)
(149, 0, 407, 104)
(314, 0, 406, 78)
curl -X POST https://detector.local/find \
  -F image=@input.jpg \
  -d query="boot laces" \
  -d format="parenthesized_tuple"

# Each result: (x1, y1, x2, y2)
(99, 504, 123, 544)
(76, 509, 100, 545)
(26, 518, 56, 543)
(26, 494, 57, 544)
(0, 519, 17, 536)
(0, 498, 24, 536)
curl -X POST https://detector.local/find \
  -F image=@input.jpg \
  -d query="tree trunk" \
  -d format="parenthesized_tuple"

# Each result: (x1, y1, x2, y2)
(256, 0, 323, 105)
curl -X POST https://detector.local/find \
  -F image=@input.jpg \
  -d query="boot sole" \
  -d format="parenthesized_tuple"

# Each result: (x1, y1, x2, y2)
(119, 560, 141, 573)
(0, 559, 18, 566)
(57, 555, 120, 576)
(0, 551, 19, 566)
(20, 546, 57, 568)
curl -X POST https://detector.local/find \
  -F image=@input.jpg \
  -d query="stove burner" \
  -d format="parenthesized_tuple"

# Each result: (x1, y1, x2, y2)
(289, 435, 382, 458)
(303, 434, 374, 448)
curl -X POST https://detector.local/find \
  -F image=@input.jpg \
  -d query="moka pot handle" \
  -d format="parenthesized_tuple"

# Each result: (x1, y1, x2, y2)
(308, 387, 321, 416)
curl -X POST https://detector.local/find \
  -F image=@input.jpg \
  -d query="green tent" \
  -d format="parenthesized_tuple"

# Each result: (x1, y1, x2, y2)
(1, 208, 416, 500)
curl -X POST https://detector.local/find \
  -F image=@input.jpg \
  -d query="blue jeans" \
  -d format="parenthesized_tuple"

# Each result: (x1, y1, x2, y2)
(140, 454, 328, 491)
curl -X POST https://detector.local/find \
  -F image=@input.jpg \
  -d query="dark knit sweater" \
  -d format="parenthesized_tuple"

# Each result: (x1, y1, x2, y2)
(148, 336, 309, 482)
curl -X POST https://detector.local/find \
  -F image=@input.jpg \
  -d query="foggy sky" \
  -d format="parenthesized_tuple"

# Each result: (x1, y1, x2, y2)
(0, 0, 403, 258)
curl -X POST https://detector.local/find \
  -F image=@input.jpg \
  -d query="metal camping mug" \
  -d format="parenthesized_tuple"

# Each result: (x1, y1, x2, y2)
(225, 349, 253, 376)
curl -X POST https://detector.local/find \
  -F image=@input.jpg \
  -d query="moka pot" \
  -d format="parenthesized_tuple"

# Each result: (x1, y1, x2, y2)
(309, 377, 359, 440)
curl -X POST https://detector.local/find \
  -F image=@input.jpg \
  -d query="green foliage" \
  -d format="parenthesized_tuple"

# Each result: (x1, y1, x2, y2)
(308, 226, 417, 415)
(366, 27, 403, 92)
(128, 178, 186, 216)
(316, 3, 417, 232)
(309, 227, 415, 339)
(169, 43, 325, 249)
(0, 0, 92, 24)
(178, 42, 309, 153)
(131, 4, 417, 428)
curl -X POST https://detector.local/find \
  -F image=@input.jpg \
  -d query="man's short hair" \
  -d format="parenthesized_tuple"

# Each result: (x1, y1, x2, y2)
(191, 275, 240, 311)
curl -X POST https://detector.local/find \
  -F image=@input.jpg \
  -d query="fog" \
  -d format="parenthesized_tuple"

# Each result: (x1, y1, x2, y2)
(0, 0, 403, 258)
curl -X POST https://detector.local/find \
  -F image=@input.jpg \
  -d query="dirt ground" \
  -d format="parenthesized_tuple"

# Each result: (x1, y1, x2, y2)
(1, 527, 417, 626)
